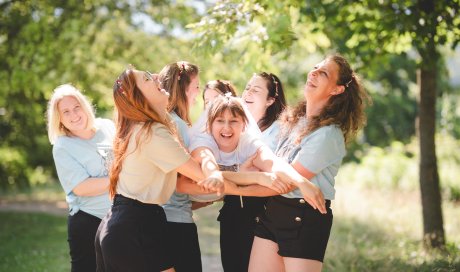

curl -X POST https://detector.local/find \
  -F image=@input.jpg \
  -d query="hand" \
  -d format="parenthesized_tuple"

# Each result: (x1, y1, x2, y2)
(223, 179, 238, 195)
(257, 173, 291, 194)
(240, 153, 260, 172)
(198, 171, 225, 196)
(297, 180, 327, 214)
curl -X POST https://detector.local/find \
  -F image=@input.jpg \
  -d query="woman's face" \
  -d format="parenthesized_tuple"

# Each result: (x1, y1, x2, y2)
(242, 76, 274, 121)
(134, 70, 170, 112)
(203, 88, 221, 107)
(211, 109, 245, 153)
(186, 75, 200, 107)
(304, 59, 343, 102)
(58, 96, 88, 133)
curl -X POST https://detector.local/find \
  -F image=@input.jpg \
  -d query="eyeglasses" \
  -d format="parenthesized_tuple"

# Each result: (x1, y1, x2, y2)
(144, 71, 154, 81)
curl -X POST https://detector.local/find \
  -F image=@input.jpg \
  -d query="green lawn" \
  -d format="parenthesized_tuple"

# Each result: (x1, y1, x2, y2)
(0, 212, 69, 272)
(1, 184, 459, 271)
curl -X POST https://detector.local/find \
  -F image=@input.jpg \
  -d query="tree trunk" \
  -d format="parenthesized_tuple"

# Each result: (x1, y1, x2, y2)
(416, 54, 445, 249)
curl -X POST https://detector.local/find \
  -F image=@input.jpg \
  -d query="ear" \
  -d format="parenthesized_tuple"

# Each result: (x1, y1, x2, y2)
(266, 97, 275, 107)
(331, 86, 345, 96)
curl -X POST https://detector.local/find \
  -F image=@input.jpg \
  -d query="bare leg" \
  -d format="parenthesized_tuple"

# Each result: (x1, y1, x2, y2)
(249, 237, 285, 272)
(283, 257, 322, 272)
(162, 268, 175, 272)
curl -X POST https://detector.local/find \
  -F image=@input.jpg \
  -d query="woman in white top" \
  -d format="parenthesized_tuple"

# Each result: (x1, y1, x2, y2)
(216, 72, 287, 271)
(47, 84, 114, 272)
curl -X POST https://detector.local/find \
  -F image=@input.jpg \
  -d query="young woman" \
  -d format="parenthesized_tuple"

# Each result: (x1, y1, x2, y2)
(187, 96, 326, 272)
(94, 69, 224, 272)
(158, 61, 203, 272)
(47, 84, 114, 272)
(249, 54, 370, 272)
(242, 72, 287, 151)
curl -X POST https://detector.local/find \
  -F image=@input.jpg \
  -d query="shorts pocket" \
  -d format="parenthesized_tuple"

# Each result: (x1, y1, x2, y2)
(265, 199, 305, 240)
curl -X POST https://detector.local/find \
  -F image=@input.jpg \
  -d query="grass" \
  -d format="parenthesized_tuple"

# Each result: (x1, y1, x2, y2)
(0, 212, 69, 272)
(1, 183, 458, 271)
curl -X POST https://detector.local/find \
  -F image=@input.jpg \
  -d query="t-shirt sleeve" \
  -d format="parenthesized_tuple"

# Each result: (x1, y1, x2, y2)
(52, 145, 90, 195)
(240, 132, 265, 161)
(293, 127, 345, 173)
(145, 125, 191, 173)
(188, 132, 218, 154)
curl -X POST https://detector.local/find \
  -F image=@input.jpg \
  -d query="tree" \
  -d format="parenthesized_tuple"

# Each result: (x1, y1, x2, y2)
(190, 0, 460, 248)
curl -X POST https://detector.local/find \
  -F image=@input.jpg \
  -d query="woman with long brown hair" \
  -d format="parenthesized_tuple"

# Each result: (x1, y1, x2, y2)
(249, 54, 370, 272)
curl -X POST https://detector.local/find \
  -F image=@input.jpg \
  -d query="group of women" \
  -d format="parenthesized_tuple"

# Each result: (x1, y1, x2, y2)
(46, 54, 369, 272)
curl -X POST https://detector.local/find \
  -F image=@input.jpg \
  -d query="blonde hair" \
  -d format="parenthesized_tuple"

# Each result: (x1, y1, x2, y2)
(46, 84, 96, 145)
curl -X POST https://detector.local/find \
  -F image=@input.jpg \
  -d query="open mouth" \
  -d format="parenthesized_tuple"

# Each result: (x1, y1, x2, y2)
(244, 100, 254, 104)
(160, 88, 170, 96)
(220, 133, 233, 138)
(307, 80, 317, 88)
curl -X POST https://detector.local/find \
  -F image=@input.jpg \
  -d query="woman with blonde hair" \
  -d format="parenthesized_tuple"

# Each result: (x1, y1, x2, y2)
(47, 84, 114, 272)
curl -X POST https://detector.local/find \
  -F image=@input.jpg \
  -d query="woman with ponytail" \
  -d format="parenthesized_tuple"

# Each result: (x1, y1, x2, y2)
(249, 54, 370, 272)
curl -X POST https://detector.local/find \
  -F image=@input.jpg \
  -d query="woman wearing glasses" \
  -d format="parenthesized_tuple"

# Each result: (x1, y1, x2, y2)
(47, 84, 114, 271)
(94, 69, 225, 271)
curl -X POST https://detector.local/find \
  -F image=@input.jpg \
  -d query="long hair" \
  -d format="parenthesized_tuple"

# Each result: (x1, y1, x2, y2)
(159, 61, 199, 125)
(46, 84, 96, 144)
(202, 79, 237, 101)
(255, 72, 287, 131)
(109, 69, 175, 198)
(206, 96, 248, 133)
(281, 54, 370, 143)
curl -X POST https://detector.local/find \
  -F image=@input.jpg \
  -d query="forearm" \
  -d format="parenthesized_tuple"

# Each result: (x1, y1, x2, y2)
(176, 176, 214, 194)
(222, 171, 275, 186)
(191, 147, 220, 178)
(225, 183, 280, 197)
(73, 177, 109, 196)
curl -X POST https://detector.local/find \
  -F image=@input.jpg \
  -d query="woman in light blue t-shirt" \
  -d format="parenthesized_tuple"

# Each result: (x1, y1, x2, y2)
(249, 54, 370, 272)
(158, 61, 203, 272)
(47, 84, 114, 272)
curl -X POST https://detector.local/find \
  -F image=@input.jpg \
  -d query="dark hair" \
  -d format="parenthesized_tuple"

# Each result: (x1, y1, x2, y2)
(255, 72, 287, 131)
(159, 61, 199, 125)
(280, 54, 370, 143)
(202, 79, 237, 102)
(207, 96, 248, 132)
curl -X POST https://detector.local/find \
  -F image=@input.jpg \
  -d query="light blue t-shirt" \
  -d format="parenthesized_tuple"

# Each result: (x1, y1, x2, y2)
(162, 112, 194, 223)
(276, 118, 346, 200)
(52, 118, 115, 219)
(261, 121, 281, 152)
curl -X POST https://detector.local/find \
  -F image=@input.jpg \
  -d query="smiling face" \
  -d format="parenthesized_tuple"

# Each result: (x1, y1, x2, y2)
(186, 75, 200, 107)
(242, 75, 274, 123)
(58, 96, 88, 134)
(304, 59, 344, 103)
(210, 109, 246, 153)
(134, 70, 170, 113)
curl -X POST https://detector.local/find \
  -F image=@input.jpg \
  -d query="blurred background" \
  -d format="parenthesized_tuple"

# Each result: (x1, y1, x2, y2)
(0, 1, 459, 271)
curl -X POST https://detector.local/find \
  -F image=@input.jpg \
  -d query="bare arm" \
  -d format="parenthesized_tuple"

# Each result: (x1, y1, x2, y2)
(73, 177, 109, 196)
(253, 146, 327, 214)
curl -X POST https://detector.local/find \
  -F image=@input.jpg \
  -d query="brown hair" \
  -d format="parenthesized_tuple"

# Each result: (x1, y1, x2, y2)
(109, 69, 175, 198)
(280, 54, 370, 143)
(159, 61, 199, 125)
(206, 96, 248, 132)
(202, 79, 237, 102)
(255, 72, 287, 130)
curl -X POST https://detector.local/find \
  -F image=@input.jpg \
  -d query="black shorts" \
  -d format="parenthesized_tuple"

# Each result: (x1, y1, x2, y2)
(165, 222, 202, 272)
(254, 195, 333, 262)
(95, 194, 173, 271)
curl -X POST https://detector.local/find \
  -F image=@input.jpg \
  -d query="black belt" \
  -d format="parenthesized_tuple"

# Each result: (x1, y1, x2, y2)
(113, 194, 162, 210)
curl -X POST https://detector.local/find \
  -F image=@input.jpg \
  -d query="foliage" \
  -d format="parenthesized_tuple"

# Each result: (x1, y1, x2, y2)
(338, 133, 460, 202)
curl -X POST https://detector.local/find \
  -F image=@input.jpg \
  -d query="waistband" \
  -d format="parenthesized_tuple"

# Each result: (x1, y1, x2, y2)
(113, 194, 163, 211)
(271, 195, 331, 209)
